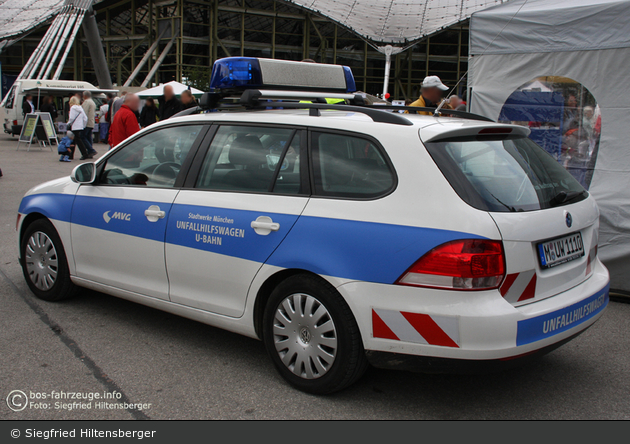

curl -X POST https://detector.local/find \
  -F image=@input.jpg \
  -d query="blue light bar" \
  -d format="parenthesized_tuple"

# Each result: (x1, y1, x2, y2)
(209, 58, 263, 89)
(209, 57, 357, 93)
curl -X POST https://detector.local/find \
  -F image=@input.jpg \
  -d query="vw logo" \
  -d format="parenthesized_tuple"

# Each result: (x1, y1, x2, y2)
(566, 212, 573, 228)
(299, 327, 311, 344)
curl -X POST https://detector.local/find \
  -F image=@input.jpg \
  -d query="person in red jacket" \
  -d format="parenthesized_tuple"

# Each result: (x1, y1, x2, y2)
(109, 93, 141, 149)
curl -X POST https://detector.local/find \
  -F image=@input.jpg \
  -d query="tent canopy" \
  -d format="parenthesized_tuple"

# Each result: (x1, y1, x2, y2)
(469, 0, 630, 292)
(470, 0, 630, 55)
(136, 81, 204, 99)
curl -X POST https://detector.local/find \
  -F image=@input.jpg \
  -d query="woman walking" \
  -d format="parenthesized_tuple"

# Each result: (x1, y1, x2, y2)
(68, 97, 91, 160)
(139, 97, 158, 128)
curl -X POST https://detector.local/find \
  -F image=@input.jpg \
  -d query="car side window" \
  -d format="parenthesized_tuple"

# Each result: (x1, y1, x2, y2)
(195, 125, 301, 194)
(311, 132, 395, 198)
(100, 125, 203, 188)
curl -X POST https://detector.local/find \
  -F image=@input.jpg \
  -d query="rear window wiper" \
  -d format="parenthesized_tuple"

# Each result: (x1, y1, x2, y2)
(549, 190, 586, 207)
(489, 192, 522, 212)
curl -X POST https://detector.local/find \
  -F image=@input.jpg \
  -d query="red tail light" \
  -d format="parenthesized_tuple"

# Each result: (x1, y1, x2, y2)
(13, 120, 18, 126)
(396, 239, 505, 291)
(16, 214, 22, 231)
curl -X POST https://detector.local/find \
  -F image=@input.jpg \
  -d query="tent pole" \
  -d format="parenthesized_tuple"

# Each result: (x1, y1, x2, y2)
(378, 45, 402, 98)
(382, 51, 392, 97)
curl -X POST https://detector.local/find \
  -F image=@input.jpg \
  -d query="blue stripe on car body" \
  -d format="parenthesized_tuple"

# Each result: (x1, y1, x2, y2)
(19, 192, 486, 284)
(516, 285, 609, 346)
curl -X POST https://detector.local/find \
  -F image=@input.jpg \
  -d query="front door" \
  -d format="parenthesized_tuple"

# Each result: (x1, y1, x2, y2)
(71, 123, 206, 300)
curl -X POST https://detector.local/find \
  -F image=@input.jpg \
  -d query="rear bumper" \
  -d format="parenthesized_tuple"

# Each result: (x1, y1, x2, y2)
(4, 122, 21, 135)
(338, 259, 609, 363)
(365, 329, 587, 374)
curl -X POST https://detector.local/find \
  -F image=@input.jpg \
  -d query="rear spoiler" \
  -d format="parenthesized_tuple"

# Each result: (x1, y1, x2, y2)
(420, 124, 531, 143)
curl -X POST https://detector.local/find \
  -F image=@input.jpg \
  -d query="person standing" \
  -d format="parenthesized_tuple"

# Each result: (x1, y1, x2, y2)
(180, 90, 198, 110)
(158, 85, 182, 121)
(109, 91, 127, 123)
(139, 97, 157, 128)
(68, 96, 91, 160)
(40, 96, 58, 120)
(81, 91, 97, 155)
(99, 95, 111, 144)
(407, 76, 451, 115)
(110, 93, 141, 148)
(563, 95, 579, 133)
(22, 94, 35, 116)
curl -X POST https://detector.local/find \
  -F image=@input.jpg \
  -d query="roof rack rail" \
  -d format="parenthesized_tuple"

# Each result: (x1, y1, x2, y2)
(186, 90, 494, 125)
(363, 105, 494, 122)
(251, 101, 414, 126)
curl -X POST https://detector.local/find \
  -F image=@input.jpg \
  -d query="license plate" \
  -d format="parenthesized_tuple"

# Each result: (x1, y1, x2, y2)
(537, 232, 584, 269)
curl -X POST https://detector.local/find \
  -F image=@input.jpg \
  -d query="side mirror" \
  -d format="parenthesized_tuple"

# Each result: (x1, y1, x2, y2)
(71, 162, 96, 184)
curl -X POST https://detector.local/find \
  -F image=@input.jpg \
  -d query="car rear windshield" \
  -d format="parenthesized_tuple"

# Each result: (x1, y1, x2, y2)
(424, 136, 588, 212)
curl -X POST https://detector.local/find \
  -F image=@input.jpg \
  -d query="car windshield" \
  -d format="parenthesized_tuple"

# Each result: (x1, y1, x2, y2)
(424, 136, 588, 212)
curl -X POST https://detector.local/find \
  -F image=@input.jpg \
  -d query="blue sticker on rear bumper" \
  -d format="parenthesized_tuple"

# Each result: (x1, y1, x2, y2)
(516, 285, 609, 346)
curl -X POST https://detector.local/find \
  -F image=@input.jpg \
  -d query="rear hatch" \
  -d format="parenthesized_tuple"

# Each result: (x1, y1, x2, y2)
(421, 122, 599, 306)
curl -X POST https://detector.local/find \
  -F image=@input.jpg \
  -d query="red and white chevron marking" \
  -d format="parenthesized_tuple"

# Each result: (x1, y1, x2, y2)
(500, 270, 537, 303)
(372, 309, 459, 348)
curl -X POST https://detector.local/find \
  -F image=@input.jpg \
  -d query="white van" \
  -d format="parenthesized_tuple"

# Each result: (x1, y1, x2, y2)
(2, 79, 118, 136)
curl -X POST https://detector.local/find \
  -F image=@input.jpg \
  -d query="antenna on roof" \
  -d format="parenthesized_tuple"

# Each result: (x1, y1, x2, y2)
(434, 0, 531, 117)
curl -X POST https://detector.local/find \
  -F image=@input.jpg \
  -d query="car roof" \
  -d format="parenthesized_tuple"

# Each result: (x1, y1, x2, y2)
(150, 108, 529, 141)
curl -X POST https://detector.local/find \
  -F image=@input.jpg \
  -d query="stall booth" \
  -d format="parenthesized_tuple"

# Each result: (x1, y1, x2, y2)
(469, 0, 630, 293)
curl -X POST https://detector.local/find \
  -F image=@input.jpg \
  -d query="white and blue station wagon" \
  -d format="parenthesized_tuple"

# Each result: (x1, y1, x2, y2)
(17, 58, 609, 394)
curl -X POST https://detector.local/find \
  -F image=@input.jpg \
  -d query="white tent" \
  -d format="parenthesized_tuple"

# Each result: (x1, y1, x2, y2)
(469, 0, 630, 293)
(136, 81, 204, 99)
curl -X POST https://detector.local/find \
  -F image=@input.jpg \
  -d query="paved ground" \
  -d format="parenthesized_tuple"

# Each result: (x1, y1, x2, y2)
(1, 134, 629, 420)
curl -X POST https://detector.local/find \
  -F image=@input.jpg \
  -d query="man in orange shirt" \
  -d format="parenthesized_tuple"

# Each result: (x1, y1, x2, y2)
(109, 93, 141, 148)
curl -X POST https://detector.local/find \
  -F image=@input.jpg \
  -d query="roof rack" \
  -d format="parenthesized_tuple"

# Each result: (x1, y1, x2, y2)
(251, 101, 414, 126)
(365, 105, 494, 122)
(176, 89, 495, 125)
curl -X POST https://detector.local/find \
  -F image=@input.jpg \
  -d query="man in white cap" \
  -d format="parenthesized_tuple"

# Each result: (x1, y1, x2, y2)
(408, 75, 451, 115)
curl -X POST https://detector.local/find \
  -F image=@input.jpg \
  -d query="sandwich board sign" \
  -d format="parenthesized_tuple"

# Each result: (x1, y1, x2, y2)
(16, 112, 55, 151)
(37, 112, 59, 146)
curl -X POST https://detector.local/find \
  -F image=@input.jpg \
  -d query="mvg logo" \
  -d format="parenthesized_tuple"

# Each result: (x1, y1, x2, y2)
(103, 211, 131, 223)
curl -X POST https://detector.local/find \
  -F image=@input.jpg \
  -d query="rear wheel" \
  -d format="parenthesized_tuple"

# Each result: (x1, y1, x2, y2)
(21, 219, 78, 302)
(262, 274, 368, 394)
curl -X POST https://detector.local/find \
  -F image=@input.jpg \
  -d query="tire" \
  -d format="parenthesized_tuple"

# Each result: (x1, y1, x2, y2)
(262, 274, 368, 394)
(20, 219, 78, 302)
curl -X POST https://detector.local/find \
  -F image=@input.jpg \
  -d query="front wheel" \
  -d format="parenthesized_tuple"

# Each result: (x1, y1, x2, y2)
(262, 274, 368, 394)
(21, 219, 78, 302)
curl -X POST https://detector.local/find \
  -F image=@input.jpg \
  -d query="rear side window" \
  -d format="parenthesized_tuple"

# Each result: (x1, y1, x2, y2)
(425, 136, 587, 212)
(311, 132, 395, 198)
(195, 125, 302, 194)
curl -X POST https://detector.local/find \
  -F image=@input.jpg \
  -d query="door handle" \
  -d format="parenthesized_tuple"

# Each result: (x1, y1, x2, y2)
(251, 216, 280, 235)
(145, 205, 166, 222)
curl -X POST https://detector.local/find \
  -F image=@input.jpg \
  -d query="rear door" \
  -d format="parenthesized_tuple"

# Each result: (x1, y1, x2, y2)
(164, 124, 309, 317)
(423, 134, 599, 306)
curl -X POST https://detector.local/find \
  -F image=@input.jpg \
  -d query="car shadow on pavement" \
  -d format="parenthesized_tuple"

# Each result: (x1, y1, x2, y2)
(42, 286, 618, 420)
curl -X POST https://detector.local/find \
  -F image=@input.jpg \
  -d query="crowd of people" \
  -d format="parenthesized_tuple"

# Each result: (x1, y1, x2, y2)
(21, 84, 199, 162)
(24, 71, 459, 163)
